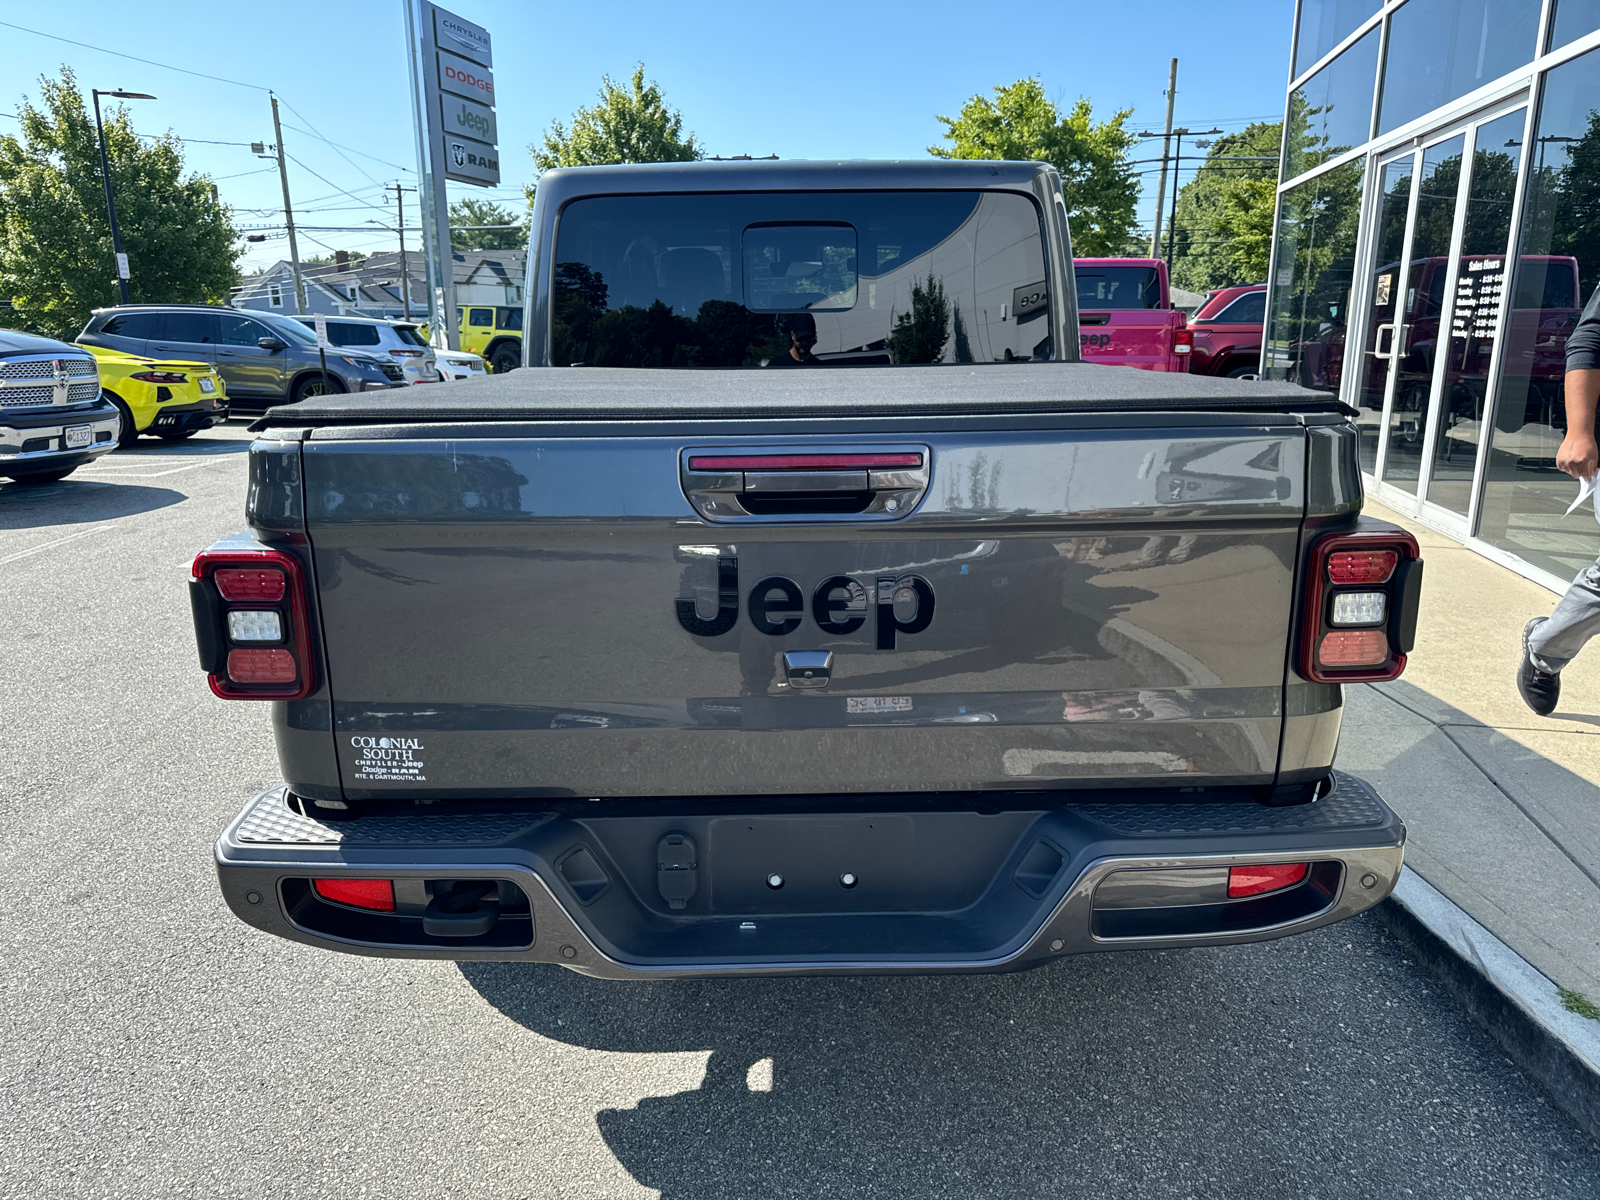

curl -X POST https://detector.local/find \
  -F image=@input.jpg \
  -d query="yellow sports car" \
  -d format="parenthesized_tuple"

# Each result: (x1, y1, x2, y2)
(81, 345, 230, 446)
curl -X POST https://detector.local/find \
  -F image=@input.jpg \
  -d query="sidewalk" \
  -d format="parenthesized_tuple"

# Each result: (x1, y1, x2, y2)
(1339, 500, 1600, 1000)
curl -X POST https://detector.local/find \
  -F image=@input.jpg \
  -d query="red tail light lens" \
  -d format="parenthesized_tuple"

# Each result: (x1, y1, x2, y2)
(313, 878, 395, 911)
(214, 568, 286, 602)
(227, 648, 297, 683)
(1173, 328, 1194, 354)
(1317, 629, 1388, 667)
(1327, 549, 1397, 584)
(192, 548, 314, 700)
(1228, 862, 1309, 898)
(130, 370, 188, 383)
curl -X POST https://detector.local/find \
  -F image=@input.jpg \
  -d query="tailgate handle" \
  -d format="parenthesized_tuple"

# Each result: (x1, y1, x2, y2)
(681, 447, 929, 522)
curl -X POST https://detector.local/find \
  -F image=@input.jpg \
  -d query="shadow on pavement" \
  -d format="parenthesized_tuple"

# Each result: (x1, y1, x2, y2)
(459, 917, 1600, 1198)
(0, 479, 187, 530)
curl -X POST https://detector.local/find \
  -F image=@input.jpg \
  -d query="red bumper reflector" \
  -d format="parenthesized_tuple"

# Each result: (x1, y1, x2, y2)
(313, 878, 396, 911)
(1317, 629, 1388, 668)
(226, 648, 297, 684)
(1228, 862, 1309, 898)
(215, 567, 287, 602)
(1327, 549, 1398, 584)
(688, 453, 923, 471)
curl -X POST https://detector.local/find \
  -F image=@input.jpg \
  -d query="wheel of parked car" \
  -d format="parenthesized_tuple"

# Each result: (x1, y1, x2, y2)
(291, 373, 344, 404)
(1225, 364, 1261, 380)
(106, 393, 139, 448)
(490, 344, 521, 375)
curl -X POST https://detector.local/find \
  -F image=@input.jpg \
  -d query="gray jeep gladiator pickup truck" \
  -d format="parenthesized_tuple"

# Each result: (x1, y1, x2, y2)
(193, 161, 1423, 978)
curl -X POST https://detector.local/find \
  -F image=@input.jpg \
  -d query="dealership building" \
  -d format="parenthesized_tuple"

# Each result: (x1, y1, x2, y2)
(1266, 0, 1600, 590)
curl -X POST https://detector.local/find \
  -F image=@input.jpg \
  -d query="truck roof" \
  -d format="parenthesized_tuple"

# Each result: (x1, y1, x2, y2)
(534, 159, 1060, 203)
(255, 362, 1344, 429)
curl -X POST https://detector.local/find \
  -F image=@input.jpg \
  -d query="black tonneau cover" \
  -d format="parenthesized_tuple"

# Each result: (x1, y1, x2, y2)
(253, 363, 1347, 429)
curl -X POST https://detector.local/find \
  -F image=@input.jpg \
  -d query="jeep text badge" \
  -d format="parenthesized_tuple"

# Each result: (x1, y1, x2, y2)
(674, 556, 934, 648)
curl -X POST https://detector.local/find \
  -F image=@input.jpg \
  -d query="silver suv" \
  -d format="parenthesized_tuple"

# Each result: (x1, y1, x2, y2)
(290, 315, 439, 385)
(0, 329, 120, 485)
(78, 305, 407, 411)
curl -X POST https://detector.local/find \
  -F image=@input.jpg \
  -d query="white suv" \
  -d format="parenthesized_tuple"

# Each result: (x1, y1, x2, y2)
(293, 316, 439, 384)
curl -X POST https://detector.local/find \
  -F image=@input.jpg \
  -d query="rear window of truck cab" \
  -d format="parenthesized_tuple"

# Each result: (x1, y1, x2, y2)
(1075, 266, 1162, 310)
(549, 190, 1050, 367)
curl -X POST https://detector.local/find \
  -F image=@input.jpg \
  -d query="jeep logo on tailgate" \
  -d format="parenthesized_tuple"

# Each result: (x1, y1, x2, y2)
(675, 555, 933, 648)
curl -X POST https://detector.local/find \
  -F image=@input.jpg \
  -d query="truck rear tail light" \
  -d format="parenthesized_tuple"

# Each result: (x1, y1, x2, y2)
(214, 568, 286, 602)
(226, 610, 283, 641)
(227, 648, 297, 683)
(313, 878, 395, 911)
(1173, 327, 1193, 354)
(1330, 591, 1386, 626)
(1317, 630, 1388, 668)
(191, 547, 315, 700)
(1227, 862, 1309, 898)
(1327, 549, 1397, 584)
(1300, 527, 1423, 684)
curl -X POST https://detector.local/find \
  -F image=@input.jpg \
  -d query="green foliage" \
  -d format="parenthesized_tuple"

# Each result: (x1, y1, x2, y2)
(526, 64, 702, 207)
(1559, 986, 1600, 1021)
(303, 250, 367, 267)
(886, 273, 951, 364)
(0, 67, 241, 338)
(1168, 122, 1281, 293)
(930, 79, 1138, 257)
(449, 197, 528, 251)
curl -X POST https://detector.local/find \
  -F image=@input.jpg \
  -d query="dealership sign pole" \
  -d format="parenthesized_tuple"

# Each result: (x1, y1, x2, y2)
(405, 1, 500, 352)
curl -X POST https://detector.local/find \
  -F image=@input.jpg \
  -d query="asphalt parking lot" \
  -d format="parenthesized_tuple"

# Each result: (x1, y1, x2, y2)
(3, 422, 1599, 1199)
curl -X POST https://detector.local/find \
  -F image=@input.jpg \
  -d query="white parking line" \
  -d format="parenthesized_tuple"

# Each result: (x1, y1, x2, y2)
(0, 523, 111, 566)
(79, 457, 243, 478)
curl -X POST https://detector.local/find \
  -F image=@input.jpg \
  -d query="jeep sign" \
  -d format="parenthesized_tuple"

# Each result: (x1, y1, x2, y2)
(441, 94, 497, 147)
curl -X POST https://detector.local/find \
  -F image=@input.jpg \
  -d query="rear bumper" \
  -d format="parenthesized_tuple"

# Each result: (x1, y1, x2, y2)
(149, 399, 228, 434)
(217, 772, 1404, 977)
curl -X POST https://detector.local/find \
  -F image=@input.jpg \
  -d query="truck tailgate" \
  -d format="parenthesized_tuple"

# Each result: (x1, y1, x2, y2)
(1079, 311, 1187, 371)
(300, 421, 1304, 801)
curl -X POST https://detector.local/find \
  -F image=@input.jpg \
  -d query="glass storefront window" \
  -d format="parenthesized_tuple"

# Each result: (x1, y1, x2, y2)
(1355, 157, 1415, 475)
(1284, 28, 1381, 180)
(1263, 158, 1365, 395)
(1379, 0, 1542, 135)
(1550, 0, 1600, 51)
(1426, 109, 1524, 517)
(1479, 48, 1600, 579)
(1295, 0, 1381, 77)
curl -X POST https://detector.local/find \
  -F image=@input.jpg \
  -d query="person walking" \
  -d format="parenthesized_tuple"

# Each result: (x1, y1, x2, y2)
(1519, 282, 1600, 715)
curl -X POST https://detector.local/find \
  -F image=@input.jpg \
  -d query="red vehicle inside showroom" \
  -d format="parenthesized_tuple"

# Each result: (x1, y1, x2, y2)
(1187, 284, 1267, 379)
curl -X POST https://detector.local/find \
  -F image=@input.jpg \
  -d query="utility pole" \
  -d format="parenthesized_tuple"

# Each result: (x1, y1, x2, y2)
(1148, 59, 1178, 258)
(1137, 123, 1223, 276)
(91, 89, 156, 305)
(269, 92, 307, 315)
(388, 183, 417, 321)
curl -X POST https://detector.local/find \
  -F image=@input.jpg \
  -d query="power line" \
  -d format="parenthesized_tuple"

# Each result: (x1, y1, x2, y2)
(276, 97, 382, 187)
(0, 19, 268, 91)
(280, 122, 415, 176)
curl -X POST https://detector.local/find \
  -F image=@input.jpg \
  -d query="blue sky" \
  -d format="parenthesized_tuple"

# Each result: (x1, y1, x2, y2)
(1, 1, 1295, 274)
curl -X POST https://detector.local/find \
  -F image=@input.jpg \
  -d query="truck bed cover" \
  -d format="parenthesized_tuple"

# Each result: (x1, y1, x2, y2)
(253, 362, 1347, 429)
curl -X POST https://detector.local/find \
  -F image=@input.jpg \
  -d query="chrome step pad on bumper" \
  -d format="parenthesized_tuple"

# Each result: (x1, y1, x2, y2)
(215, 772, 1405, 977)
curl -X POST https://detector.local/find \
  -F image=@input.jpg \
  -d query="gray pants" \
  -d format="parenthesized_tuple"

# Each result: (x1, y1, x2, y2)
(1528, 559, 1600, 672)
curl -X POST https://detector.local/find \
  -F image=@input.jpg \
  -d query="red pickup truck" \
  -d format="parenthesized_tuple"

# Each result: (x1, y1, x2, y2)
(1188, 284, 1267, 379)
(1073, 257, 1191, 372)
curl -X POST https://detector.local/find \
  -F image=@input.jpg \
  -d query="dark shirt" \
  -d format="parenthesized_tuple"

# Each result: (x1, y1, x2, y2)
(1569, 284, 1600, 373)
(764, 349, 820, 367)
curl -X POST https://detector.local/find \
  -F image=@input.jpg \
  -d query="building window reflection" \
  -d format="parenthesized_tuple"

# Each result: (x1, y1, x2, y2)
(1284, 28, 1381, 181)
(1294, 0, 1381, 76)
(1479, 47, 1600, 579)
(1549, 0, 1600, 51)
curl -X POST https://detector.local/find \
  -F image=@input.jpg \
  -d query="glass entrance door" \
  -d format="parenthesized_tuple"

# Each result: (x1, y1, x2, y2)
(1357, 103, 1528, 522)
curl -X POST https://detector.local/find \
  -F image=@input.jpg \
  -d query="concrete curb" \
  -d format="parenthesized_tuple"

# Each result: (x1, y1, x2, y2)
(1379, 868, 1600, 1139)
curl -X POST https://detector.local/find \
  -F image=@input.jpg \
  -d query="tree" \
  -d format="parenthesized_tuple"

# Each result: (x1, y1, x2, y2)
(1167, 121, 1281, 293)
(449, 197, 527, 251)
(303, 250, 367, 267)
(930, 79, 1138, 257)
(886, 273, 951, 364)
(526, 64, 703, 206)
(0, 67, 240, 338)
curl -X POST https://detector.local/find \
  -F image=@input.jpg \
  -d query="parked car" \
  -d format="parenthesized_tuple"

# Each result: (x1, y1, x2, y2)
(0, 329, 120, 484)
(290, 315, 439, 385)
(456, 304, 523, 373)
(1187, 284, 1267, 379)
(435, 347, 488, 381)
(198, 160, 1421, 978)
(78, 305, 406, 411)
(1073, 258, 1192, 371)
(82, 345, 229, 446)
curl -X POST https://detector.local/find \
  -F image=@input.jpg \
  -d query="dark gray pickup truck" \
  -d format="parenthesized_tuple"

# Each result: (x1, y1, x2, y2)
(193, 161, 1423, 977)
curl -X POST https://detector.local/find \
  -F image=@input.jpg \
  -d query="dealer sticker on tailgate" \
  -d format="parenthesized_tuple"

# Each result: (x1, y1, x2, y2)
(847, 696, 912, 714)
